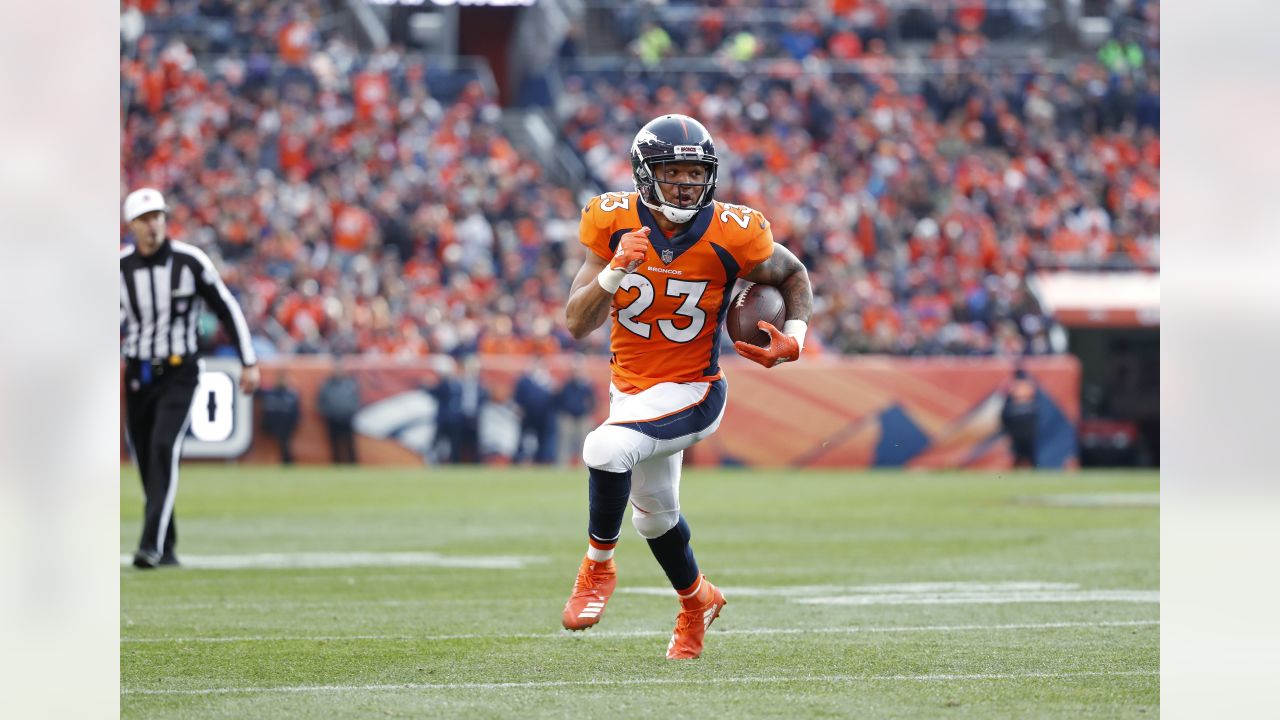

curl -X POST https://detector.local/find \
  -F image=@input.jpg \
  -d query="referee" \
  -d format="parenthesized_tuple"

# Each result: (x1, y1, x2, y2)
(120, 188, 260, 569)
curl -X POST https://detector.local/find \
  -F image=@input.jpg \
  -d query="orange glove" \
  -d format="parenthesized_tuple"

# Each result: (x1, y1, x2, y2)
(734, 320, 801, 368)
(610, 227, 650, 273)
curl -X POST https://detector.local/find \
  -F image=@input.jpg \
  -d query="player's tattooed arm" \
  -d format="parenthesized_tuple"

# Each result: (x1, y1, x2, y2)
(566, 252, 615, 339)
(741, 244, 813, 323)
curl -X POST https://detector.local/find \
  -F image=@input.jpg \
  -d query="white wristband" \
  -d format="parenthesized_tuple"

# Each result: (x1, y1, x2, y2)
(597, 266, 627, 294)
(782, 319, 808, 351)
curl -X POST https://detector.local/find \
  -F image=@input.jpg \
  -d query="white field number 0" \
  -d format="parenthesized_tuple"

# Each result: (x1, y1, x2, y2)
(189, 371, 235, 442)
(617, 276, 708, 343)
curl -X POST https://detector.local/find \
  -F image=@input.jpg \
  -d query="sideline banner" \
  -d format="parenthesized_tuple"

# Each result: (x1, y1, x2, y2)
(121, 354, 1079, 469)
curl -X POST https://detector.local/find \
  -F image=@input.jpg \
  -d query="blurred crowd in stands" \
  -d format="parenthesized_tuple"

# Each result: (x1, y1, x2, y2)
(562, 1, 1158, 355)
(122, 1, 582, 361)
(121, 0, 1158, 360)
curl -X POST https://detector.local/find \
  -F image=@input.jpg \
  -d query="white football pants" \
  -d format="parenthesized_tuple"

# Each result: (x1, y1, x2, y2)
(581, 378, 727, 539)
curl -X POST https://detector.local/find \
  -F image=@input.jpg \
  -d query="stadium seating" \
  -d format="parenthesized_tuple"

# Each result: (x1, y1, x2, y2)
(121, 0, 1158, 359)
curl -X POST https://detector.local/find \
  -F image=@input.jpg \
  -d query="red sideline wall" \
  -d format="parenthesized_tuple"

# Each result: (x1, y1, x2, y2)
(123, 355, 1079, 469)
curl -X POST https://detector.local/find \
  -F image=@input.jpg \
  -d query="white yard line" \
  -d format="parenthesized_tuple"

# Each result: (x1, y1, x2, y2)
(620, 582, 1084, 597)
(118, 552, 546, 570)
(619, 582, 1158, 605)
(121, 619, 1158, 644)
(1018, 493, 1160, 507)
(122, 669, 1159, 696)
(140, 599, 482, 610)
(132, 580, 1158, 611)
(123, 634, 419, 644)
(792, 590, 1159, 605)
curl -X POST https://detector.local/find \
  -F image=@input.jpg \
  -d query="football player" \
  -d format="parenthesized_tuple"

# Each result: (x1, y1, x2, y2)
(562, 114, 813, 659)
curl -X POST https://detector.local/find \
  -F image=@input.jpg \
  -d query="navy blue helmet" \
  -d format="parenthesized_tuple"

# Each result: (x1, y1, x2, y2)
(630, 114, 719, 224)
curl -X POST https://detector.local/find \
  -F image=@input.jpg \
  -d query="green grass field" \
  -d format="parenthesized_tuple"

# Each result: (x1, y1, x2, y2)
(121, 466, 1158, 718)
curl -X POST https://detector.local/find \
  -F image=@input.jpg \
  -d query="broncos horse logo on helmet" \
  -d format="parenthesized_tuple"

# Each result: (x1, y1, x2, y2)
(630, 114, 719, 225)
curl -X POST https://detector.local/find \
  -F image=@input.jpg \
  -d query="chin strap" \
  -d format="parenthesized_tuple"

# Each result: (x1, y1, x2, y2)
(644, 178, 703, 224)
(638, 195, 698, 225)
(660, 206, 698, 224)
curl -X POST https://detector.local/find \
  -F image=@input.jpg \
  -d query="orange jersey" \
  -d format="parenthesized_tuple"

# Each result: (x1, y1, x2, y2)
(580, 191, 774, 391)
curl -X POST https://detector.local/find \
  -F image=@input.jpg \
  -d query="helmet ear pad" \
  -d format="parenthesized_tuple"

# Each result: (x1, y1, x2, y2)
(632, 155, 660, 208)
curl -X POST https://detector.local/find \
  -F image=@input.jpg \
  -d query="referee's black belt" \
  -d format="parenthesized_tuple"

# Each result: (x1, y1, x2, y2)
(127, 354, 197, 386)
(127, 354, 195, 368)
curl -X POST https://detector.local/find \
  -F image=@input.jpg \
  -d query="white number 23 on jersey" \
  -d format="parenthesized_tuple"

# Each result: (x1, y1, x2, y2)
(616, 276, 708, 343)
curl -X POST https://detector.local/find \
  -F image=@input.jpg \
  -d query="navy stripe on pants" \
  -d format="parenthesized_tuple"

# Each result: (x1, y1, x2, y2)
(608, 378, 726, 441)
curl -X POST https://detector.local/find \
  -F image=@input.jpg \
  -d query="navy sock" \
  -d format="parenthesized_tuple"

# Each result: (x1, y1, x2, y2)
(587, 467, 631, 546)
(646, 515, 699, 591)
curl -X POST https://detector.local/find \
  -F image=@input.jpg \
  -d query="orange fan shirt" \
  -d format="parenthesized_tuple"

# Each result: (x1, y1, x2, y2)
(579, 191, 774, 392)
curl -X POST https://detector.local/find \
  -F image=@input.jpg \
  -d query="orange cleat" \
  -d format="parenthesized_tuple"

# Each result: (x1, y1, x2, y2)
(666, 576, 726, 660)
(561, 557, 618, 630)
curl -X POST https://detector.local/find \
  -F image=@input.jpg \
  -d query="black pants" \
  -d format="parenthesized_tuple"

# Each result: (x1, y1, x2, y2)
(518, 417, 558, 465)
(267, 429, 295, 465)
(326, 419, 357, 464)
(431, 418, 480, 464)
(1011, 435, 1038, 468)
(457, 420, 480, 464)
(124, 359, 199, 558)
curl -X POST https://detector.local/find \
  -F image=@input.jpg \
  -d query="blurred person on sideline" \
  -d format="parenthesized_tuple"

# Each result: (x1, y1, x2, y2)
(455, 355, 489, 463)
(317, 355, 362, 464)
(121, 188, 260, 569)
(513, 355, 559, 465)
(555, 355, 597, 467)
(559, 115, 812, 659)
(1001, 367, 1041, 468)
(259, 371, 300, 465)
(429, 356, 463, 463)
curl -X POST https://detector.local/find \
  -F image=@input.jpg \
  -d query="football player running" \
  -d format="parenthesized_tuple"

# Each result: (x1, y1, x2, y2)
(562, 114, 813, 659)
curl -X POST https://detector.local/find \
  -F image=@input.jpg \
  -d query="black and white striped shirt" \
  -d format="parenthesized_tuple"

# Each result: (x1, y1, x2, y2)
(120, 240, 256, 366)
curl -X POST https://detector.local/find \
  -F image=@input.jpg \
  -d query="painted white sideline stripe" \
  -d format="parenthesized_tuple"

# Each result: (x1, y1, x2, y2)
(793, 590, 1158, 606)
(121, 619, 1158, 644)
(1018, 493, 1159, 507)
(619, 582, 1158, 605)
(117, 552, 546, 570)
(623, 582, 1089, 597)
(122, 669, 1159, 696)
(122, 634, 417, 644)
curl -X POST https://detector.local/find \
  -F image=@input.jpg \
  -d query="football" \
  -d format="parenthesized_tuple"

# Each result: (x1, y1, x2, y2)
(726, 282, 786, 348)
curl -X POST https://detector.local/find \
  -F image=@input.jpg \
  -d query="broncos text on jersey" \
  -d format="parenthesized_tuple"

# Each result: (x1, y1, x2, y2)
(580, 191, 774, 392)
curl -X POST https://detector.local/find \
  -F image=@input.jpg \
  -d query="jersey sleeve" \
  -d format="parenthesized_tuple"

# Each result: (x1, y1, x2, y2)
(183, 243, 258, 366)
(735, 207, 775, 277)
(579, 194, 617, 262)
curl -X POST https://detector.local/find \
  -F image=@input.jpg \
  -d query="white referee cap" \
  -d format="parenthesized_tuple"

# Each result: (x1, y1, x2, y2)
(123, 187, 168, 222)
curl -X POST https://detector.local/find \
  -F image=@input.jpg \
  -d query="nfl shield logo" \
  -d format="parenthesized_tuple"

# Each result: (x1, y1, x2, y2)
(661, 248, 674, 264)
